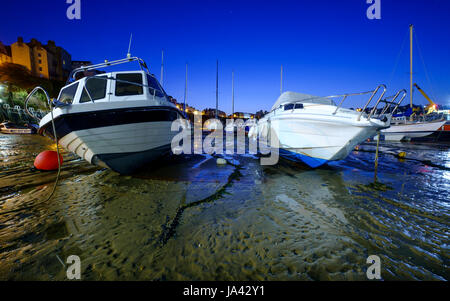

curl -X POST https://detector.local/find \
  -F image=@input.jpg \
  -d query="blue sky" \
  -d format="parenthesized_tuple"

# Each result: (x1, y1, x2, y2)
(1, 0, 450, 113)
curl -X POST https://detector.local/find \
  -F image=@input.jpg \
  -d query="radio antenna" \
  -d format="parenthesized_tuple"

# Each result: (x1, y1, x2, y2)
(127, 33, 133, 58)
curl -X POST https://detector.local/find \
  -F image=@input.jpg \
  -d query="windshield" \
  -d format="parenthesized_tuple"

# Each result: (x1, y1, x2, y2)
(147, 75, 164, 98)
(58, 82, 79, 104)
(80, 76, 107, 103)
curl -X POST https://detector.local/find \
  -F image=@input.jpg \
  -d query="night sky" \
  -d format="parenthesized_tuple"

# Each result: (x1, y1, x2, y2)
(1, 0, 450, 113)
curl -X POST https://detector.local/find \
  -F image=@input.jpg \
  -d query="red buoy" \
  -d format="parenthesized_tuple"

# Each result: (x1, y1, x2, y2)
(34, 151, 63, 171)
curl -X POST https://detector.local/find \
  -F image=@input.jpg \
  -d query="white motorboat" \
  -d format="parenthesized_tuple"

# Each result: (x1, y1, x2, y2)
(25, 57, 185, 174)
(251, 86, 406, 168)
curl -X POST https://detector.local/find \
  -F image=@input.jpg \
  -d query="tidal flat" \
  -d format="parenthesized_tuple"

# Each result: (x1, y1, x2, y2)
(0, 134, 448, 280)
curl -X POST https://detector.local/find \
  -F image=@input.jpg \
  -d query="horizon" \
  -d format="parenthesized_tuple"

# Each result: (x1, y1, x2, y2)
(1, 0, 450, 113)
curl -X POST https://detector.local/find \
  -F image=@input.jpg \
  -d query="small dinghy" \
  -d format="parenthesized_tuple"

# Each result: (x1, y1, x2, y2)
(0, 121, 36, 135)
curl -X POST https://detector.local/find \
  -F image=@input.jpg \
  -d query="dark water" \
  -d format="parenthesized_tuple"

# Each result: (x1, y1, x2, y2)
(0, 134, 448, 280)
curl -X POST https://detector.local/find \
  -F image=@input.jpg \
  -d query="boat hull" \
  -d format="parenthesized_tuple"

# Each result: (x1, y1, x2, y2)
(39, 105, 181, 174)
(273, 119, 379, 167)
(381, 119, 446, 141)
(256, 108, 387, 168)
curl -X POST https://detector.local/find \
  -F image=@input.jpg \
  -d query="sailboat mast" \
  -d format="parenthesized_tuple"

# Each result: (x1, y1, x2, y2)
(216, 60, 219, 119)
(410, 24, 413, 109)
(161, 49, 164, 87)
(280, 65, 283, 95)
(232, 70, 234, 118)
(184, 63, 187, 112)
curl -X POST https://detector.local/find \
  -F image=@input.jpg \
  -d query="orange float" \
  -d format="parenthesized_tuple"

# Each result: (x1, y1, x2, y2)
(34, 151, 63, 171)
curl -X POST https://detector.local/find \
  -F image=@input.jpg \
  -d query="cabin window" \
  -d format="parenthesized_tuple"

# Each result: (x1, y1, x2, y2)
(294, 103, 304, 109)
(115, 73, 143, 96)
(80, 76, 107, 103)
(58, 82, 79, 104)
(284, 104, 294, 110)
(146, 75, 164, 98)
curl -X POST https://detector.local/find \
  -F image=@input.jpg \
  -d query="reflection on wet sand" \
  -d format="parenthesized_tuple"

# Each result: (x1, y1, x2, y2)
(0, 135, 448, 280)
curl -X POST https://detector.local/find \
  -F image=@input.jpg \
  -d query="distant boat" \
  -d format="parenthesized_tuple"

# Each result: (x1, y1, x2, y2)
(251, 86, 406, 168)
(407, 120, 450, 142)
(381, 115, 446, 141)
(26, 56, 185, 174)
(0, 121, 36, 135)
(382, 25, 446, 141)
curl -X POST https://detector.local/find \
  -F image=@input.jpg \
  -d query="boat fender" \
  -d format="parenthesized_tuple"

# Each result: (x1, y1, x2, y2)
(397, 152, 406, 159)
(34, 151, 63, 171)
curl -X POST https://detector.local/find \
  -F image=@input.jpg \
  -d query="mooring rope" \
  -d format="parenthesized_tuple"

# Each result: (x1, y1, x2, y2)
(45, 103, 62, 202)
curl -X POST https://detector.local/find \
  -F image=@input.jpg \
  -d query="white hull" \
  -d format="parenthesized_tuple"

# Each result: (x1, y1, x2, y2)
(381, 119, 446, 141)
(270, 117, 379, 161)
(59, 122, 177, 165)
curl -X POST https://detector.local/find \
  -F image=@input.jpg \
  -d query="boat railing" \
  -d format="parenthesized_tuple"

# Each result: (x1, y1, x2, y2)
(356, 84, 387, 121)
(68, 56, 150, 84)
(385, 109, 444, 125)
(299, 84, 386, 119)
(24, 86, 52, 121)
(313, 85, 405, 122)
(371, 89, 408, 117)
(272, 85, 387, 120)
(271, 85, 409, 122)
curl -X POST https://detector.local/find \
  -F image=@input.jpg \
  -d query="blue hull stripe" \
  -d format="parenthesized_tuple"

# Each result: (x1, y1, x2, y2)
(279, 149, 328, 168)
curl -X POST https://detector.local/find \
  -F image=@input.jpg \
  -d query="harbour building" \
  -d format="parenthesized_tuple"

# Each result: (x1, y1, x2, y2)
(0, 37, 72, 81)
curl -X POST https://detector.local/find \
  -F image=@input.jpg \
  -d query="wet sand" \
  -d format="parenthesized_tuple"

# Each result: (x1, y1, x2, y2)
(0, 134, 449, 280)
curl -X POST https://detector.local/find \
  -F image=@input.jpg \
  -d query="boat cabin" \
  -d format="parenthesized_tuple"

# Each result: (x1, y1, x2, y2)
(57, 71, 168, 105)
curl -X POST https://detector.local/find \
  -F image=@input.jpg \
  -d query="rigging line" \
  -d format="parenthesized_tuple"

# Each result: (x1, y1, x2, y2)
(388, 29, 409, 85)
(414, 31, 437, 102)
